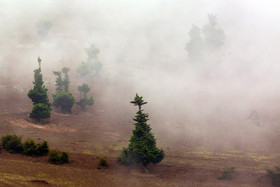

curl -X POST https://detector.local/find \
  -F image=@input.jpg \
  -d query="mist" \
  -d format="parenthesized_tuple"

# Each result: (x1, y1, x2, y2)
(1, 0, 280, 153)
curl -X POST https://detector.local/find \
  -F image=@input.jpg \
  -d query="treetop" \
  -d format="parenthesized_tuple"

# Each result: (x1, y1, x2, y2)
(130, 93, 147, 110)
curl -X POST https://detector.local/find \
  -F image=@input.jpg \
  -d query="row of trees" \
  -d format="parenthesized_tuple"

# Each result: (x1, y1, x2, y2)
(28, 57, 94, 120)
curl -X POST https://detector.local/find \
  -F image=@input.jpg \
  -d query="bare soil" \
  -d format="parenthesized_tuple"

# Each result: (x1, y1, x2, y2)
(0, 80, 277, 186)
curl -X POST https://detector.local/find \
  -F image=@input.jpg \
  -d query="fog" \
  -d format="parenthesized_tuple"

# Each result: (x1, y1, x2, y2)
(1, 0, 280, 152)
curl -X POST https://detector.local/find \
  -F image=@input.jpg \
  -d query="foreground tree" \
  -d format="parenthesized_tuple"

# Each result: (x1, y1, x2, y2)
(118, 94, 164, 167)
(52, 67, 75, 113)
(27, 57, 51, 120)
(76, 83, 94, 110)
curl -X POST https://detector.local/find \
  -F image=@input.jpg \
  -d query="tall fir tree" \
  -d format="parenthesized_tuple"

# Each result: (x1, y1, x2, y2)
(118, 94, 164, 167)
(27, 57, 51, 120)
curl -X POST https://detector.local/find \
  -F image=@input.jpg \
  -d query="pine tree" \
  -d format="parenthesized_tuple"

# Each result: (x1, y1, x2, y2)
(118, 94, 164, 167)
(27, 57, 51, 120)
(76, 83, 94, 110)
(202, 14, 225, 50)
(52, 67, 75, 113)
(77, 44, 102, 77)
(186, 24, 204, 61)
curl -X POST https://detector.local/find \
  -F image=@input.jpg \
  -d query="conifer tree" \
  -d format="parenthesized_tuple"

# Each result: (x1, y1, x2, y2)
(77, 44, 102, 77)
(118, 94, 164, 167)
(52, 67, 75, 113)
(27, 57, 51, 120)
(186, 24, 204, 61)
(76, 83, 94, 110)
(202, 14, 225, 50)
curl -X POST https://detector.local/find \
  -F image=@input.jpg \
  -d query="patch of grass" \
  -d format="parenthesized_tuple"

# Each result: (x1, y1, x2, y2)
(266, 166, 280, 186)
(218, 167, 235, 180)
(83, 150, 93, 155)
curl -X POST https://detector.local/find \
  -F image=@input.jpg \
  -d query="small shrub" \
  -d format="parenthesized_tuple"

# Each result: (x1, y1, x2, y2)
(23, 138, 37, 156)
(267, 167, 280, 186)
(23, 139, 49, 156)
(1, 134, 23, 153)
(218, 167, 235, 180)
(36, 141, 49, 156)
(99, 157, 108, 167)
(49, 150, 69, 164)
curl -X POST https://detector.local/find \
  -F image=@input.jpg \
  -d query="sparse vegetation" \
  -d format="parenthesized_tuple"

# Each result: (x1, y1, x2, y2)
(1, 134, 23, 153)
(22, 139, 49, 156)
(49, 150, 69, 164)
(1, 134, 49, 156)
(118, 94, 164, 167)
(267, 167, 280, 186)
(27, 57, 51, 120)
(218, 167, 235, 180)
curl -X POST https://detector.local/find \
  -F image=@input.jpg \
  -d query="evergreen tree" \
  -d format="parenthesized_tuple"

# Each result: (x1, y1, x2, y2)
(202, 14, 225, 50)
(76, 83, 94, 110)
(53, 71, 63, 92)
(186, 14, 225, 62)
(52, 67, 75, 113)
(118, 94, 164, 167)
(61, 67, 70, 91)
(186, 24, 204, 61)
(77, 44, 102, 77)
(27, 57, 51, 120)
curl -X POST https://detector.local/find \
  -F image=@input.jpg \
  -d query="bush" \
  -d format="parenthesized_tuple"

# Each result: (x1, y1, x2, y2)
(49, 150, 69, 164)
(76, 97, 94, 110)
(23, 138, 37, 156)
(218, 167, 235, 180)
(99, 157, 108, 167)
(22, 139, 49, 156)
(267, 167, 280, 186)
(36, 141, 49, 156)
(52, 91, 75, 113)
(1, 134, 23, 153)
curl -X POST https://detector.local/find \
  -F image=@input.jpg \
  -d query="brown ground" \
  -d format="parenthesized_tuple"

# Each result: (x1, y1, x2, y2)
(0, 78, 278, 186)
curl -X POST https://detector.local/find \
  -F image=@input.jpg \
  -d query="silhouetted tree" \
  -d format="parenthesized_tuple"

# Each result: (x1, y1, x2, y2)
(27, 57, 51, 120)
(186, 14, 225, 61)
(77, 44, 102, 77)
(202, 14, 225, 50)
(186, 24, 204, 61)
(118, 94, 164, 167)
